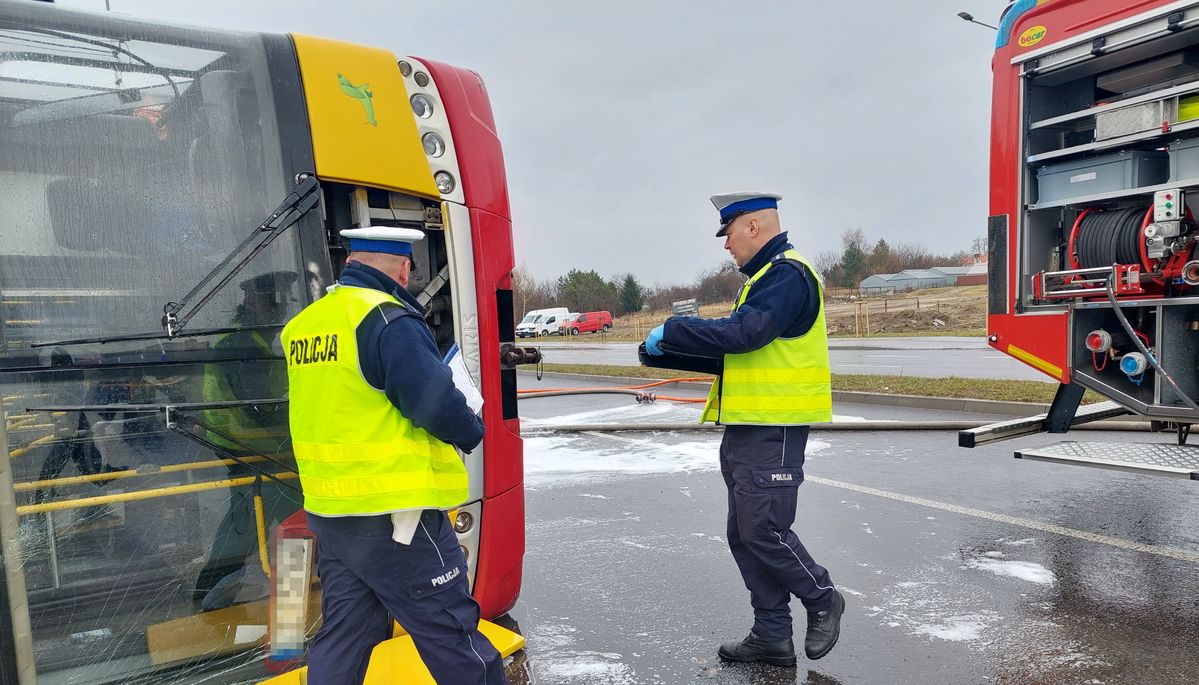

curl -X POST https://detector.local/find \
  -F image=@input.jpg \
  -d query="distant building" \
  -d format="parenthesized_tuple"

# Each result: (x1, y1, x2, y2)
(857, 273, 899, 295)
(930, 266, 970, 279)
(858, 265, 976, 294)
(956, 261, 988, 286)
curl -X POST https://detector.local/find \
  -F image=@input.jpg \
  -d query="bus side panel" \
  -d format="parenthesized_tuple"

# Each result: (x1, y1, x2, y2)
(474, 485, 524, 618)
(471, 208, 523, 496)
(420, 59, 511, 221)
(426, 50, 522, 619)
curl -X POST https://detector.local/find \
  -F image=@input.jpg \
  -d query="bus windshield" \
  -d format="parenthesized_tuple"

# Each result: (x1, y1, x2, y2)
(0, 3, 305, 683)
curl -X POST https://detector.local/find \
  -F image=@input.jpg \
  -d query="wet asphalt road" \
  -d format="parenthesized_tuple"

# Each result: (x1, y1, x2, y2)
(502, 373, 1199, 684)
(534, 337, 1049, 382)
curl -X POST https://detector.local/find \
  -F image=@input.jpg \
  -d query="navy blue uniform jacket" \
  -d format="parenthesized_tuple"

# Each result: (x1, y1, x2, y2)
(663, 232, 820, 360)
(338, 261, 484, 453)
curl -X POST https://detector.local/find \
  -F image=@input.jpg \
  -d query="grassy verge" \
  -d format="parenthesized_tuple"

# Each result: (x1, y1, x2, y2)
(537, 363, 1105, 405)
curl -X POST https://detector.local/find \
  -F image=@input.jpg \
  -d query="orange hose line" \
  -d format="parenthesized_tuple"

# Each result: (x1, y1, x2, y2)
(654, 396, 706, 404)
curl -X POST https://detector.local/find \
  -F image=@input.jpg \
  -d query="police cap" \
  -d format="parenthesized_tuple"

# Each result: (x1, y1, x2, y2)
(710, 192, 782, 237)
(340, 226, 425, 257)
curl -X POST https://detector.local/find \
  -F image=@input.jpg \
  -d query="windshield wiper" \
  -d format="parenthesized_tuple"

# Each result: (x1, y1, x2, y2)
(29, 176, 319, 350)
(163, 174, 319, 337)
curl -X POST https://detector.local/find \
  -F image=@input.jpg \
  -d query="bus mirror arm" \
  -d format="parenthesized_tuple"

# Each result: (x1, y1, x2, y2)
(162, 174, 321, 337)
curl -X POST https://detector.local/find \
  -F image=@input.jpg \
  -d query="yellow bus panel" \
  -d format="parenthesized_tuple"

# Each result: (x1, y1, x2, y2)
(290, 34, 438, 197)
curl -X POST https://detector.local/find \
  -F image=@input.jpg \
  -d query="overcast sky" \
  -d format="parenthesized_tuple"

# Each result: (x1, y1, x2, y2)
(57, 0, 1005, 285)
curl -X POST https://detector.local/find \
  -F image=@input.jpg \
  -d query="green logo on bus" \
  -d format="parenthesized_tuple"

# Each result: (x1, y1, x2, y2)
(337, 74, 377, 127)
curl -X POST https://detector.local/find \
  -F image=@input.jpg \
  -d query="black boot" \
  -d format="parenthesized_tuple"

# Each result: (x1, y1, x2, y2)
(717, 631, 797, 667)
(805, 589, 845, 660)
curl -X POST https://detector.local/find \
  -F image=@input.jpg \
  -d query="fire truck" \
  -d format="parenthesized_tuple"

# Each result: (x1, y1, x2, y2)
(962, 0, 1199, 482)
(0, 1, 531, 682)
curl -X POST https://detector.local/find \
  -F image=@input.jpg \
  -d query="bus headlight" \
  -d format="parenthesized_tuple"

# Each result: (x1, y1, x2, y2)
(414, 71, 430, 87)
(435, 171, 456, 194)
(422, 132, 446, 157)
(399, 60, 413, 77)
(453, 511, 474, 533)
(411, 93, 434, 119)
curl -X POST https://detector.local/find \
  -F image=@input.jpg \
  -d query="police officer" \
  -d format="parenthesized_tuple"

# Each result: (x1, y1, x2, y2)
(281, 226, 506, 684)
(644, 193, 845, 665)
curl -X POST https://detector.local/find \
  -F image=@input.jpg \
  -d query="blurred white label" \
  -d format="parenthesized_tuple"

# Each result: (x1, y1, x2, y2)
(271, 537, 312, 659)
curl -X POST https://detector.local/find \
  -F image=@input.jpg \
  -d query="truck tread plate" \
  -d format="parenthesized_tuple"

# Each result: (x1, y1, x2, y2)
(1015, 440, 1199, 479)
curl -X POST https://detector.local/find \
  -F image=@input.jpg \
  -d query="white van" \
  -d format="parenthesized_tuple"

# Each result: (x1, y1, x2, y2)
(516, 307, 569, 337)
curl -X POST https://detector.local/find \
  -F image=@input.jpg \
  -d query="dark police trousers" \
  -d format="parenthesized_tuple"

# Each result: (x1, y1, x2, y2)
(307, 509, 507, 685)
(721, 424, 835, 640)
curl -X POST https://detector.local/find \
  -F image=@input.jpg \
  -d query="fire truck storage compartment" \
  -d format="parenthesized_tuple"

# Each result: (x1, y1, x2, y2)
(1022, 209, 1069, 287)
(1168, 136, 1199, 181)
(1156, 304, 1199, 408)
(1072, 302, 1199, 413)
(1071, 305, 1158, 408)
(1035, 151, 1168, 204)
(1095, 101, 1170, 141)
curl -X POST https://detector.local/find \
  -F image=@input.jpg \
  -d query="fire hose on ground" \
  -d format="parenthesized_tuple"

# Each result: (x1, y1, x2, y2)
(523, 421, 1151, 433)
(516, 378, 1153, 433)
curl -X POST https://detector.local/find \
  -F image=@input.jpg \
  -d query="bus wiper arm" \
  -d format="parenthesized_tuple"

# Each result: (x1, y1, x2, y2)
(32, 323, 284, 349)
(162, 174, 320, 337)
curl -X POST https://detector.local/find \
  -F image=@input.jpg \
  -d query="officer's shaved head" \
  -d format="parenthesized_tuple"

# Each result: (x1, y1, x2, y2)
(747, 209, 781, 236)
(346, 251, 413, 287)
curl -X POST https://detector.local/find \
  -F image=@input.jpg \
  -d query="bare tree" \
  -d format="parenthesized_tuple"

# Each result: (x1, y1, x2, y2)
(511, 263, 557, 315)
(813, 250, 842, 279)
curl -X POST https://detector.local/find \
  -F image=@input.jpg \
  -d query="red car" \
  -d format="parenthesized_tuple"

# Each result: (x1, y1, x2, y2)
(564, 310, 613, 335)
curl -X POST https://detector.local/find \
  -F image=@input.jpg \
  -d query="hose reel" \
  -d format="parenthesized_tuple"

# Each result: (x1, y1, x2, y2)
(1068, 206, 1154, 270)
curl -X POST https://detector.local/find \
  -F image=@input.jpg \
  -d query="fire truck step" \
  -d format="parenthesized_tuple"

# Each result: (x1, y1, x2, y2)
(1015, 440, 1199, 480)
(958, 400, 1132, 448)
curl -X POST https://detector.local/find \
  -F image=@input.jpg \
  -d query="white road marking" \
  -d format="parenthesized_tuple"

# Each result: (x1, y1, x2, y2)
(807, 476, 1199, 565)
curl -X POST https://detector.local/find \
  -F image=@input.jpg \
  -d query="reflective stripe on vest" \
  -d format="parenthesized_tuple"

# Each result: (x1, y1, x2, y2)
(280, 285, 468, 516)
(701, 249, 833, 426)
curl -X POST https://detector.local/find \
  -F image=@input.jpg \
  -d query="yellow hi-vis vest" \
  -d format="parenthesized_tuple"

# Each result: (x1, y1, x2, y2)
(701, 249, 833, 426)
(280, 285, 468, 516)
(201, 330, 287, 453)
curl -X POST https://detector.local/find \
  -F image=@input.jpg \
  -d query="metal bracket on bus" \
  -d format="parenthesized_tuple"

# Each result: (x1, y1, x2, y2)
(417, 265, 451, 308)
(161, 174, 320, 337)
(1032, 264, 1145, 302)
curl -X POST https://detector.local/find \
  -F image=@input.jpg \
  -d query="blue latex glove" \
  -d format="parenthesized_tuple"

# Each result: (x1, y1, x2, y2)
(645, 324, 665, 356)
